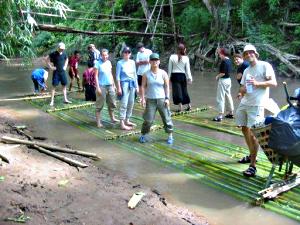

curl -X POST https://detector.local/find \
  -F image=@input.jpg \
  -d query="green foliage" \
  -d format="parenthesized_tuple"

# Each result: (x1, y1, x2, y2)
(177, 6, 212, 35)
(258, 24, 284, 45)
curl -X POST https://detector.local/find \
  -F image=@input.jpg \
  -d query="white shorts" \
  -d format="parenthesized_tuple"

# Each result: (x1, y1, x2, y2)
(235, 103, 264, 128)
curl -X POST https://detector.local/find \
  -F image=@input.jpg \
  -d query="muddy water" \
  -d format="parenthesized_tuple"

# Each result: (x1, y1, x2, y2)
(1, 65, 299, 225)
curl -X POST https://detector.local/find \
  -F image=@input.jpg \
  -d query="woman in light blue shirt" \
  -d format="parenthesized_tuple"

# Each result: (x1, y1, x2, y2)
(116, 46, 138, 130)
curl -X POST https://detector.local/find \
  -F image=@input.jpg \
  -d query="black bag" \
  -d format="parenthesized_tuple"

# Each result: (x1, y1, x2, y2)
(268, 106, 300, 156)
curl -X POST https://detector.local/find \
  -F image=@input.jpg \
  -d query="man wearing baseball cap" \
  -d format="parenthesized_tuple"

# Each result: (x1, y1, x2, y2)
(236, 44, 277, 177)
(46, 42, 71, 106)
(135, 42, 152, 101)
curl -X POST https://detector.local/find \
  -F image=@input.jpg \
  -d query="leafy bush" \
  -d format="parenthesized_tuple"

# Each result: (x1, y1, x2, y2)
(177, 6, 212, 35)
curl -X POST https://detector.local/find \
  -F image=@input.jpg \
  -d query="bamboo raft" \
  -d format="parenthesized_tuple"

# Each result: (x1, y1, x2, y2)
(25, 94, 300, 222)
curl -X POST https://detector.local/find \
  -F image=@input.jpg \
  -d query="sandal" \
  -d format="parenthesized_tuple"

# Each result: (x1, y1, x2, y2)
(238, 155, 257, 164)
(225, 114, 234, 119)
(238, 155, 251, 164)
(243, 166, 257, 177)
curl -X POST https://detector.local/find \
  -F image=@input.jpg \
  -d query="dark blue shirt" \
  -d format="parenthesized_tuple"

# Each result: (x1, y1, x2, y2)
(219, 58, 232, 79)
(49, 51, 67, 72)
(237, 61, 250, 84)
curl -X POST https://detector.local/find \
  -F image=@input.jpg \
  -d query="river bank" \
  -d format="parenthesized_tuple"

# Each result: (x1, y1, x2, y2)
(0, 111, 209, 225)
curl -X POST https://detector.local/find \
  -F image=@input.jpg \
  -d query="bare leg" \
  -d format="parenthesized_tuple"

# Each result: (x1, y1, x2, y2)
(109, 109, 119, 123)
(96, 111, 103, 128)
(178, 103, 183, 112)
(242, 126, 259, 167)
(50, 87, 56, 106)
(63, 85, 72, 103)
(69, 78, 74, 91)
(120, 119, 132, 130)
(125, 118, 136, 126)
(76, 77, 81, 90)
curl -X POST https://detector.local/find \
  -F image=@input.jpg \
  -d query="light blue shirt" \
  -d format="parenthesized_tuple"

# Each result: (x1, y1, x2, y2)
(145, 69, 167, 99)
(116, 59, 137, 86)
(94, 59, 113, 86)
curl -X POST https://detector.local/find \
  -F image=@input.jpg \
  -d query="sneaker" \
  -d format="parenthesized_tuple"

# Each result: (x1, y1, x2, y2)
(243, 166, 257, 177)
(167, 136, 174, 144)
(212, 116, 222, 122)
(139, 135, 147, 143)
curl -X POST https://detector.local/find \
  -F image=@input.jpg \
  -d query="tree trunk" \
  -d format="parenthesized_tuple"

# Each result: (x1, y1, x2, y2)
(169, 0, 177, 47)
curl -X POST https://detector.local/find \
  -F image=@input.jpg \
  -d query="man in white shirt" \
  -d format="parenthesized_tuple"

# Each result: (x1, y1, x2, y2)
(236, 44, 277, 177)
(136, 42, 152, 101)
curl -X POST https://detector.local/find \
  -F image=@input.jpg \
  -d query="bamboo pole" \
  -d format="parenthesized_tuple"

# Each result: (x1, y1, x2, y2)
(36, 24, 186, 38)
(1, 136, 101, 160)
(46, 102, 95, 113)
(0, 90, 80, 102)
(33, 145, 88, 168)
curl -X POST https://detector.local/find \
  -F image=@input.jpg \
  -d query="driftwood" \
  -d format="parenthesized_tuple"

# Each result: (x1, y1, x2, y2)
(0, 153, 9, 163)
(37, 24, 185, 38)
(15, 128, 93, 168)
(1, 136, 101, 160)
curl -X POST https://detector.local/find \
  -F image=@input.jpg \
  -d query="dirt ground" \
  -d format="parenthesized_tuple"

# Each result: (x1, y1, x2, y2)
(0, 112, 209, 225)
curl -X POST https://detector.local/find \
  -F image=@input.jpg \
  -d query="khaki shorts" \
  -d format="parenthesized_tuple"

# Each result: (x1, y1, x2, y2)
(235, 104, 264, 128)
(95, 85, 117, 112)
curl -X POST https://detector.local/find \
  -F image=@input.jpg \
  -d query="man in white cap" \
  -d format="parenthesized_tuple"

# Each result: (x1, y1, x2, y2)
(47, 42, 71, 106)
(236, 44, 277, 177)
(135, 42, 152, 101)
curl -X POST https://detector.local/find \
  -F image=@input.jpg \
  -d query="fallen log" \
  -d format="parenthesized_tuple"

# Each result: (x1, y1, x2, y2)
(1, 136, 101, 160)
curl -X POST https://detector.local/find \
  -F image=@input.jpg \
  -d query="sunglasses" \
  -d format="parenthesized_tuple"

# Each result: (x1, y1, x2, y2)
(123, 51, 131, 54)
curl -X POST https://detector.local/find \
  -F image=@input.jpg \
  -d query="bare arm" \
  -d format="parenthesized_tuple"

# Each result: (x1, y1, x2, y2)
(63, 57, 68, 71)
(140, 75, 147, 107)
(163, 71, 170, 106)
(94, 68, 101, 95)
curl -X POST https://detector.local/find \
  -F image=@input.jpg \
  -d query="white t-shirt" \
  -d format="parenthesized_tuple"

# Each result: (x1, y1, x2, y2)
(168, 54, 192, 81)
(136, 48, 152, 75)
(240, 61, 276, 106)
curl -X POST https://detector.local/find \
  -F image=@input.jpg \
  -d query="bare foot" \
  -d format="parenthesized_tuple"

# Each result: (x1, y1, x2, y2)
(97, 123, 103, 128)
(125, 121, 136, 127)
(111, 118, 120, 123)
(121, 124, 132, 131)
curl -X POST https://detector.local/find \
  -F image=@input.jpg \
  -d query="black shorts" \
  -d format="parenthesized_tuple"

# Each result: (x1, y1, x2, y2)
(52, 70, 68, 86)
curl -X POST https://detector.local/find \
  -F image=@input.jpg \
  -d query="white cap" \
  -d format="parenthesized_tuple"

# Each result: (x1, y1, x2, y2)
(243, 44, 259, 57)
(58, 42, 65, 50)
